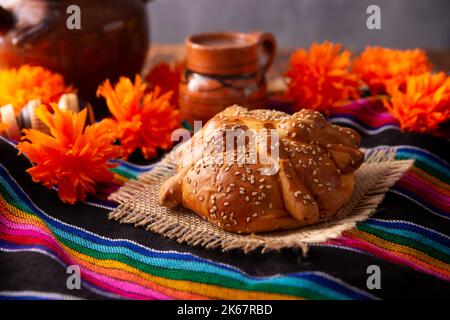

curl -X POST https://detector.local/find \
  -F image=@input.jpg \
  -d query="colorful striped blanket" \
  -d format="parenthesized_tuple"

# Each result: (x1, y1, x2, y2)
(0, 99, 449, 300)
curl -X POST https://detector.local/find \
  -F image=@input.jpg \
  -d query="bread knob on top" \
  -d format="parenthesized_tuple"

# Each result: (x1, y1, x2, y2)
(160, 106, 364, 233)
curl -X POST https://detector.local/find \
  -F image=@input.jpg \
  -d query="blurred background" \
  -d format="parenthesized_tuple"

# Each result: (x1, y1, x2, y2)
(146, 0, 450, 50)
(1, 0, 448, 109)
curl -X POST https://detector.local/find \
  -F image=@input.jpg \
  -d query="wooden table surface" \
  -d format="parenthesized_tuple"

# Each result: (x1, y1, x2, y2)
(144, 44, 450, 79)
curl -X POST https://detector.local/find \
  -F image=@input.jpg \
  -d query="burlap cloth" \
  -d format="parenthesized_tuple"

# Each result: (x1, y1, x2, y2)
(109, 146, 413, 254)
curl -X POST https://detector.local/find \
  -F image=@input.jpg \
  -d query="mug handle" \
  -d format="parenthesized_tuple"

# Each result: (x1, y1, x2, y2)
(0, 6, 15, 35)
(252, 32, 277, 72)
(12, 21, 49, 46)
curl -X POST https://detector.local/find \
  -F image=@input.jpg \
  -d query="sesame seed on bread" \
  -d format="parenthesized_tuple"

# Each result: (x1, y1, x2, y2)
(160, 105, 364, 233)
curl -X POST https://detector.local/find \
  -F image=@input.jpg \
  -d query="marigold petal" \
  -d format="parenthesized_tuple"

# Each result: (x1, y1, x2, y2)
(286, 41, 360, 113)
(145, 61, 183, 107)
(384, 72, 450, 133)
(17, 104, 121, 204)
(353, 47, 431, 95)
(97, 76, 181, 160)
(0, 65, 74, 114)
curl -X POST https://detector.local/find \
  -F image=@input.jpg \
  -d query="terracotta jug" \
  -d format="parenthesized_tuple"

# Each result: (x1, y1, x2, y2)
(0, 0, 150, 106)
(180, 31, 276, 124)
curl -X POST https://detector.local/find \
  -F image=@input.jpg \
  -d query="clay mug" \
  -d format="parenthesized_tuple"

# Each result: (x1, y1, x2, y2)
(179, 31, 276, 124)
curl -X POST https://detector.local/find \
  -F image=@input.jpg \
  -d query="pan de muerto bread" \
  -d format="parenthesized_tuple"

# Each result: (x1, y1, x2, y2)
(160, 106, 364, 233)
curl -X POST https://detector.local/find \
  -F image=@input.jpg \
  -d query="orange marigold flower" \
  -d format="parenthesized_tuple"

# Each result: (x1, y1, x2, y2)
(0, 65, 74, 114)
(145, 61, 183, 107)
(353, 47, 431, 95)
(286, 42, 360, 112)
(97, 75, 181, 160)
(384, 72, 450, 133)
(17, 104, 121, 204)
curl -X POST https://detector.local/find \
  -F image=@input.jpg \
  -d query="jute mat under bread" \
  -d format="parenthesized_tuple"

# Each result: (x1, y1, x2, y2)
(109, 146, 413, 254)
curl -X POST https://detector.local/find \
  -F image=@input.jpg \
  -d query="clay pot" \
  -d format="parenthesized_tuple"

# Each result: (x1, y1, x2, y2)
(180, 31, 276, 124)
(0, 0, 150, 105)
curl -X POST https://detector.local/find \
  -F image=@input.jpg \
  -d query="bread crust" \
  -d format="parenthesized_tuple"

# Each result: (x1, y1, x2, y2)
(160, 106, 364, 233)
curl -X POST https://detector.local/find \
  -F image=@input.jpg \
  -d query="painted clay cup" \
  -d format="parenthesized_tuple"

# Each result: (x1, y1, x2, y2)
(180, 31, 276, 124)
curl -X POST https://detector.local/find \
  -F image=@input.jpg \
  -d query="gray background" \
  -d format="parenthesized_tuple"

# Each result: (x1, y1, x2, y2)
(145, 0, 450, 50)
